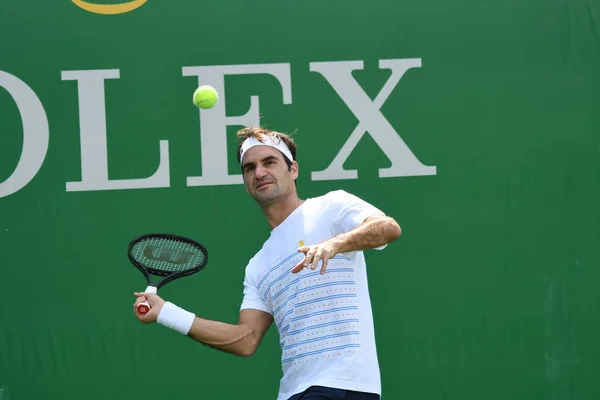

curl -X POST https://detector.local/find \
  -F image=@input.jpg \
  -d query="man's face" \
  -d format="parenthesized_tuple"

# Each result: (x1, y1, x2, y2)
(241, 145, 298, 206)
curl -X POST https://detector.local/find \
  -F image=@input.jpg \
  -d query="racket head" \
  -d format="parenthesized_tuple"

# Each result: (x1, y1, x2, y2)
(128, 233, 209, 289)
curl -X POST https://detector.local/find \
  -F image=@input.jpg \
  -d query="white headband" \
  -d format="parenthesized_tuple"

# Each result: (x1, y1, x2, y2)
(239, 135, 294, 164)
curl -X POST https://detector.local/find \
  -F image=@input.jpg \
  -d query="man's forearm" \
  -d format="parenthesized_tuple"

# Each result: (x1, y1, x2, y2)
(187, 317, 257, 357)
(333, 216, 401, 254)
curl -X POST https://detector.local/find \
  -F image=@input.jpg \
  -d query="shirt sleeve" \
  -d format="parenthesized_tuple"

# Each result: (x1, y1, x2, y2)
(239, 260, 272, 314)
(329, 190, 388, 250)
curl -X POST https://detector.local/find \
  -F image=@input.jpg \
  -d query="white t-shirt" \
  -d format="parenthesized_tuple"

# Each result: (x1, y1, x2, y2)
(240, 190, 386, 400)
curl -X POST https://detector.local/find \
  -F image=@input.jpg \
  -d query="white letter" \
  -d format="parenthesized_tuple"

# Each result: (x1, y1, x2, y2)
(0, 71, 49, 199)
(182, 63, 292, 186)
(61, 69, 170, 192)
(310, 59, 436, 180)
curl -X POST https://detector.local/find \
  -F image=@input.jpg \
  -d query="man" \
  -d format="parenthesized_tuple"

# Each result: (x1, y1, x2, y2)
(133, 127, 401, 400)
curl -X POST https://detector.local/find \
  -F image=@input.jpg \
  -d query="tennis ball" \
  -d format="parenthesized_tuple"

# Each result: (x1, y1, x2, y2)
(192, 85, 218, 109)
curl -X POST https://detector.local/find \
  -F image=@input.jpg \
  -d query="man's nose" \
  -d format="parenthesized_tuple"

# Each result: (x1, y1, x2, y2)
(255, 164, 267, 179)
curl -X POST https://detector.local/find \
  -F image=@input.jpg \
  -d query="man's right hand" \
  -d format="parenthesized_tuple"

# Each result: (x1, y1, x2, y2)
(133, 292, 166, 323)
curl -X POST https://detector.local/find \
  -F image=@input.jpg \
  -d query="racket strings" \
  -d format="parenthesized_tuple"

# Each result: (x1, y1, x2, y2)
(131, 237, 206, 273)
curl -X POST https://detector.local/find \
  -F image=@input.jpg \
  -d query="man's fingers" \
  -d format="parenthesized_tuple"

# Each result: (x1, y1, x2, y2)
(292, 247, 316, 273)
(320, 256, 330, 275)
(136, 309, 155, 323)
(134, 296, 147, 306)
(134, 292, 157, 302)
(311, 250, 323, 270)
(292, 246, 330, 273)
(297, 246, 309, 253)
(305, 247, 318, 267)
(291, 261, 304, 274)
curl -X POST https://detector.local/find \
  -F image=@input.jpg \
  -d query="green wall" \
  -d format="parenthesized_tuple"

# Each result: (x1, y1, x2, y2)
(1, 1, 599, 399)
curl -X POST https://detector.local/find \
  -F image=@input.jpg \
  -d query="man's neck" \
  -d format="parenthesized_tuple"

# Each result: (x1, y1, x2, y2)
(262, 193, 304, 229)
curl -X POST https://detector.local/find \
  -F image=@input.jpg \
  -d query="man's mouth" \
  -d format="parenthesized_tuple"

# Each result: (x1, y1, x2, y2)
(256, 181, 272, 189)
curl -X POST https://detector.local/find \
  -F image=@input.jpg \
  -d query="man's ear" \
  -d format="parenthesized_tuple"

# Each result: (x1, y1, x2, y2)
(291, 160, 299, 180)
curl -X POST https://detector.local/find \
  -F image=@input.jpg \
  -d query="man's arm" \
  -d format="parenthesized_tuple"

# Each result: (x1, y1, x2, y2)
(291, 215, 401, 274)
(331, 214, 401, 254)
(187, 309, 273, 356)
(133, 293, 273, 357)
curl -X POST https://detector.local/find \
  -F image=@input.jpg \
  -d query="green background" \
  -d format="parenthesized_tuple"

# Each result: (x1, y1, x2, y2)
(1, 0, 599, 399)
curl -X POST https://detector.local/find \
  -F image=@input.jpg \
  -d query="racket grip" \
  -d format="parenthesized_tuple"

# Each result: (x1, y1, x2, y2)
(137, 300, 151, 315)
(137, 286, 157, 316)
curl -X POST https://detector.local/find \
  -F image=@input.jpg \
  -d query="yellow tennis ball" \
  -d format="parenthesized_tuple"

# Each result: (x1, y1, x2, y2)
(192, 85, 218, 109)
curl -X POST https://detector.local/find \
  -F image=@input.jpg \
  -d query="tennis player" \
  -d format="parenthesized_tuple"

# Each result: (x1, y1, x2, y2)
(133, 127, 401, 400)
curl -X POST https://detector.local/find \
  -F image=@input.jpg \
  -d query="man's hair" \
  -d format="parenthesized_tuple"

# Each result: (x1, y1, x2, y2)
(235, 127, 297, 170)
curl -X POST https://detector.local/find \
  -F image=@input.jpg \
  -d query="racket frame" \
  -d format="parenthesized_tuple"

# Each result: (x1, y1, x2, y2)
(128, 233, 209, 315)
(128, 233, 209, 289)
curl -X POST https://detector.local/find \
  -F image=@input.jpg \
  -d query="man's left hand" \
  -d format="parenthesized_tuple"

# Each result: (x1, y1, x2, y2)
(292, 239, 340, 275)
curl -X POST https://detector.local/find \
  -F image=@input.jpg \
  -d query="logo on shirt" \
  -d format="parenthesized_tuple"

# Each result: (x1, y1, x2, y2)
(72, 0, 147, 15)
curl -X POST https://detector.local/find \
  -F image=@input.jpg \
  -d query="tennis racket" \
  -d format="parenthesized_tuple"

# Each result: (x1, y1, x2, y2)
(128, 233, 209, 315)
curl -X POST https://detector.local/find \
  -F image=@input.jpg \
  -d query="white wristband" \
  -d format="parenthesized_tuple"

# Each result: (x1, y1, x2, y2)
(157, 302, 195, 335)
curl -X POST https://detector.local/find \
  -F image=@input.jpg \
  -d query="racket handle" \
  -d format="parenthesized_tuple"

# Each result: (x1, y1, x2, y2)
(137, 286, 157, 316)
(137, 301, 151, 315)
